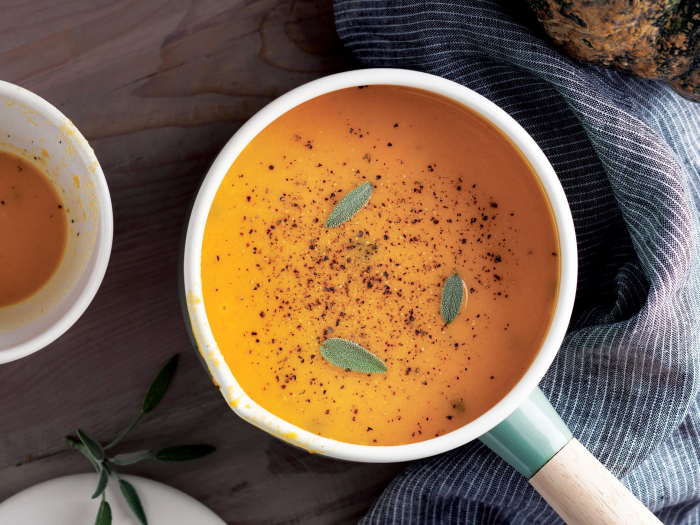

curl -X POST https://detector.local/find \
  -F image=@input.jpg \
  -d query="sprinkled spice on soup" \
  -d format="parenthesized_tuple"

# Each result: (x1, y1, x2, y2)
(201, 86, 559, 446)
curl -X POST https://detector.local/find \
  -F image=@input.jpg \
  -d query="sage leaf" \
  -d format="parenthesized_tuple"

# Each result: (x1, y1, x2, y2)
(119, 479, 148, 525)
(94, 500, 112, 525)
(441, 273, 466, 324)
(111, 450, 154, 466)
(66, 436, 100, 472)
(320, 338, 387, 373)
(142, 354, 179, 414)
(325, 182, 373, 228)
(91, 468, 109, 499)
(78, 429, 105, 461)
(155, 444, 216, 462)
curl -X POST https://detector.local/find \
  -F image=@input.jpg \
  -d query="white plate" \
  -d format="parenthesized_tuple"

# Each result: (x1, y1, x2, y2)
(0, 473, 225, 525)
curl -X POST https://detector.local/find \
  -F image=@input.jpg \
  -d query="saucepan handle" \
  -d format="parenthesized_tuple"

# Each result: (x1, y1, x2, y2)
(529, 437, 661, 524)
(480, 387, 661, 525)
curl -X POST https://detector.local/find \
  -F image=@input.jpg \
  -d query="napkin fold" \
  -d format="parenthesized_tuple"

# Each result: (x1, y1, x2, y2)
(334, 1, 700, 523)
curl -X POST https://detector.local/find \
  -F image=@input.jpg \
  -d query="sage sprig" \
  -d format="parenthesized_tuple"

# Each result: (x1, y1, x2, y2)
(441, 272, 467, 324)
(325, 182, 373, 228)
(65, 354, 215, 525)
(320, 338, 387, 373)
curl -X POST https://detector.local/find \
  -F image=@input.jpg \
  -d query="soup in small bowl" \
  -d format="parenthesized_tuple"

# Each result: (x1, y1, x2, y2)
(0, 81, 113, 364)
(184, 69, 576, 462)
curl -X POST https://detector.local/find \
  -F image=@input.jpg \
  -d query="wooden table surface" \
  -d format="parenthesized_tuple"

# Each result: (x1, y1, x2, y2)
(0, 1, 409, 523)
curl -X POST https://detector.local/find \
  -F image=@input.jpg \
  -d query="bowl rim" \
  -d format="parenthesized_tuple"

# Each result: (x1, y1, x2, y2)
(0, 80, 114, 364)
(184, 68, 577, 462)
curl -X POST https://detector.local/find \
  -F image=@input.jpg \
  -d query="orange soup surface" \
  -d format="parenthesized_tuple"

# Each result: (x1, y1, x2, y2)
(0, 150, 67, 307)
(202, 86, 559, 446)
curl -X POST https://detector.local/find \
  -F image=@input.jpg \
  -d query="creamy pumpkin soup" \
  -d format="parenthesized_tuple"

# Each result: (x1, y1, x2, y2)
(202, 86, 559, 446)
(0, 150, 67, 307)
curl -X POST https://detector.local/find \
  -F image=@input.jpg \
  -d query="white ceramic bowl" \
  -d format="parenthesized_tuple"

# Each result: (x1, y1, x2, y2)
(0, 81, 113, 364)
(184, 69, 577, 462)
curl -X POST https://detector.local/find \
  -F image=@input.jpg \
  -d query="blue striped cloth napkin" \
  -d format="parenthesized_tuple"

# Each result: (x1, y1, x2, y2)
(334, 1, 700, 523)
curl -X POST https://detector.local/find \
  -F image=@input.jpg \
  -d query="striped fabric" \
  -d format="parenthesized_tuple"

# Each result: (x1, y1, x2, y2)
(333, 1, 700, 523)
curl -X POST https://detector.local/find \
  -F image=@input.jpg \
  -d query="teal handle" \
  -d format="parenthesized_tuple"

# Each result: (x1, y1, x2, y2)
(479, 387, 572, 478)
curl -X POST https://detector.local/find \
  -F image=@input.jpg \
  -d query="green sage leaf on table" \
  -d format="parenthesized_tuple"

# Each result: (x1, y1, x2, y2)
(155, 444, 216, 462)
(142, 354, 179, 413)
(441, 272, 466, 325)
(78, 429, 105, 461)
(320, 338, 387, 373)
(119, 479, 148, 525)
(91, 468, 109, 499)
(94, 500, 112, 525)
(111, 450, 154, 466)
(325, 182, 373, 228)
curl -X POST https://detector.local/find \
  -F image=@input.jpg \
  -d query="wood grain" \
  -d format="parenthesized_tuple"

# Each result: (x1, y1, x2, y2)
(0, 1, 408, 523)
(530, 438, 661, 525)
